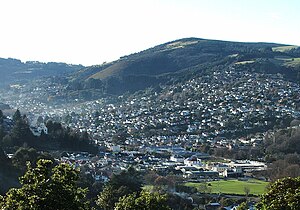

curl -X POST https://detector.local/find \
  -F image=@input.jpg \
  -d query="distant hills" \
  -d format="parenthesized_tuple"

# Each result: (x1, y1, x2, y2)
(68, 38, 300, 95)
(1, 38, 300, 95)
(0, 58, 84, 87)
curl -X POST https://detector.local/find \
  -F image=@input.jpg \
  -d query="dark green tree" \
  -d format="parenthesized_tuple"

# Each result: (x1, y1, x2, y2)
(237, 201, 248, 210)
(114, 190, 171, 210)
(0, 110, 3, 124)
(0, 159, 89, 210)
(96, 185, 118, 210)
(36, 116, 44, 125)
(0, 126, 4, 143)
(96, 167, 142, 210)
(0, 146, 8, 163)
(1, 134, 13, 147)
(0, 110, 5, 141)
(11, 147, 53, 171)
(13, 109, 22, 123)
(257, 176, 300, 210)
(10, 118, 34, 146)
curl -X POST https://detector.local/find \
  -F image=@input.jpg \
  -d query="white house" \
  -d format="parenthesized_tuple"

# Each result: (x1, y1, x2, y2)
(30, 123, 48, 136)
(170, 155, 185, 163)
(184, 155, 203, 167)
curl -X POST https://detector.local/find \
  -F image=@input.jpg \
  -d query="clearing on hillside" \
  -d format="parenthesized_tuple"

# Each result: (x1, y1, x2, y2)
(272, 45, 298, 52)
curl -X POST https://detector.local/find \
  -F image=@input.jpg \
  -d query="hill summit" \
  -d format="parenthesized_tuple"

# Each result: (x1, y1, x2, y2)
(68, 38, 300, 95)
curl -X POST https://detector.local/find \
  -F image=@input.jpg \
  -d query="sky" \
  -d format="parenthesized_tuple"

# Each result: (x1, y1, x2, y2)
(0, 0, 299, 66)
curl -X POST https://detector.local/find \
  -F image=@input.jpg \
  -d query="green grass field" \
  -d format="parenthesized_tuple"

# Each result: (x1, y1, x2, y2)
(185, 179, 269, 196)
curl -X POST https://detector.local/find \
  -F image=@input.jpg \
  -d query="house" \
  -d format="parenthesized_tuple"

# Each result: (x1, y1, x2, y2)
(222, 167, 243, 178)
(205, 203, 221, 210)
(170, 155, 185, 163)
(30, 123, 48, 136)
(110, 145, 121, 153)
(184, 155, 203, 167)
(211, 163, 230, 174)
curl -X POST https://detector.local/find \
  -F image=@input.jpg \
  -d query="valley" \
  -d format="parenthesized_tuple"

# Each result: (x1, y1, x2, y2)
(0, 38, 300, 209)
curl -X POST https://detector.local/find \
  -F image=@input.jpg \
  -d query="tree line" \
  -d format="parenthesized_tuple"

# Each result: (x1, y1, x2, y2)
(0, 109, 98, 154)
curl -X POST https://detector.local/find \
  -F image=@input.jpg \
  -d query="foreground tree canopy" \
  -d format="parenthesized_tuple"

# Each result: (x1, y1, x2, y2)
(96, 167, 143, 210)
(114, 190, 170, 210)
(0, 159, 89, 210)
(257, 176, 300, 210)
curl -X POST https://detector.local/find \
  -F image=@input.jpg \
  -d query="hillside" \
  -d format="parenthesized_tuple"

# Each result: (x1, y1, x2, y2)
(69, 38, 300, 95)
(1, 38, 300, 196)
(0, 58, 84, 87)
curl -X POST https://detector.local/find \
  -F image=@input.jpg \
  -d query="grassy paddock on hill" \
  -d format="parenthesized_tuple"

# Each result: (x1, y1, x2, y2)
(284, 57, 300, 67)
(272, 45, 298, 52)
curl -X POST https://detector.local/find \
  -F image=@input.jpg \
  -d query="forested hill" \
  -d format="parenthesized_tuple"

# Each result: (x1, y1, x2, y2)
(68, 38, 300, 95)
(0, 58, 84, 87)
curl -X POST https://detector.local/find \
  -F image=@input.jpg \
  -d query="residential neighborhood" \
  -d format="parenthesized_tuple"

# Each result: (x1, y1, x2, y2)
(1, 67, 296, 181)
(0, 64, 300, 209)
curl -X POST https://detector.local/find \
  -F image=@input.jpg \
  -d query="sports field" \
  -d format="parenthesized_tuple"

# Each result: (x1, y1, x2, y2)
(185, 179, 269, 196)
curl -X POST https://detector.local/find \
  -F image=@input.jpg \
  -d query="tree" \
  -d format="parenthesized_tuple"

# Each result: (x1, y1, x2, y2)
(0, 159, 89, 210)
(1, 134, 13, 147)
(0, 146, 8, 163)
(10, 116, 35, 146)
(114, 191, 171, 210)
(0, 126, 4, 142)
(144, 170, 159, 185)
(11, 147, 53, 171)
(237, 201, 248, 210)
(13, 109, 22, 123)
(0, 110, 3, 124)
(96, 185, 119, 210)
(243, 186, 250, 199)
(0, 110, 5, 141)
(257, 176, 300, 210)
(96, 167, 142, 210)
(109, 167, 142, 194)
(36, 116, 44, 125)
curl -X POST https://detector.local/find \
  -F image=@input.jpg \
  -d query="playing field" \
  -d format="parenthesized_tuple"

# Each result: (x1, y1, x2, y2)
(185, 179, 269, 196)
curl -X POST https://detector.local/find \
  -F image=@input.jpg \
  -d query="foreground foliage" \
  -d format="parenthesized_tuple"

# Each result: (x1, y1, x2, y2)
(0, 159, 89, 210)
(114, 190, 170, 210)
(257, 176, 300, 210)
(96, 167, 142, 210)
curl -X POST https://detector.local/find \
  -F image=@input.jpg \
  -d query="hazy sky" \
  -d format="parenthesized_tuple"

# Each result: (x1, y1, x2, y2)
(0, 0, 299, 66)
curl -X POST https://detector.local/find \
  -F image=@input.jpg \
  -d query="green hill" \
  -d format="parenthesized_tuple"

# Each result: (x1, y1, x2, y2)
(69, 38, 300, 95)
(0, 58, 84, 87)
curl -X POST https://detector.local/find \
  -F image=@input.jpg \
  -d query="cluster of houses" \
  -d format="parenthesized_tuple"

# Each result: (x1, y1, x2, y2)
(23, 69, 297, 160)
(59, 70, 299, 149)
(2, 66, 300, 150)
(2, 66, 294, 210)
(59, 144, 267, 184)
(0, 65, 298, 184)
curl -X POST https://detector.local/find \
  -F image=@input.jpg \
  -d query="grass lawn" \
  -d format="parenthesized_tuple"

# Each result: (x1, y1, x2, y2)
(185, 179, 269, 196)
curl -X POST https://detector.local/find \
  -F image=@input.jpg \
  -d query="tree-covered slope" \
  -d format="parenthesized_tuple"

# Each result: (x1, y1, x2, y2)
(0, 58, 84, 87)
